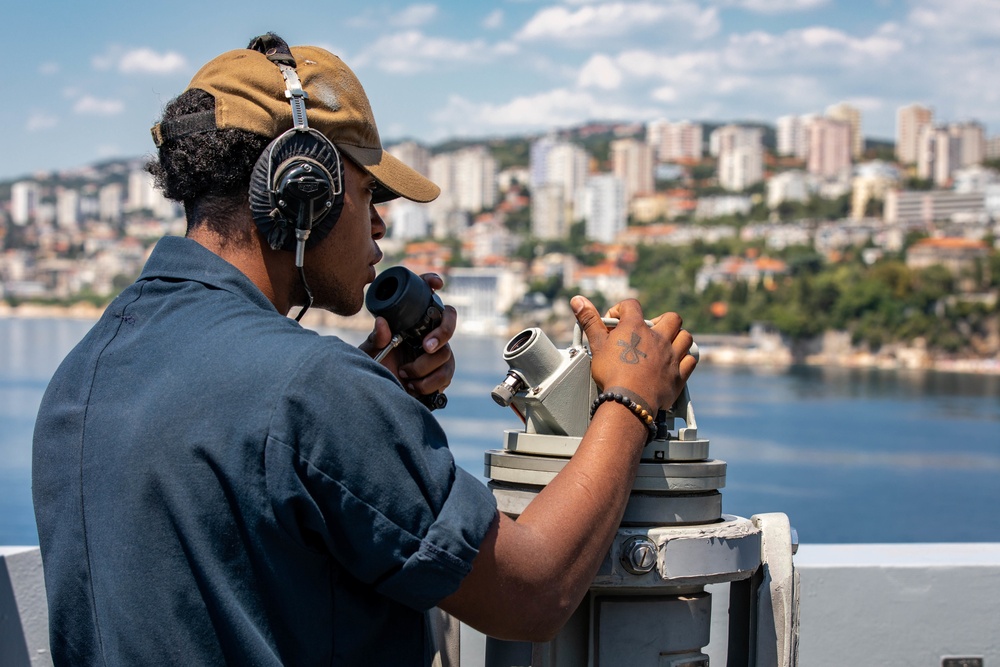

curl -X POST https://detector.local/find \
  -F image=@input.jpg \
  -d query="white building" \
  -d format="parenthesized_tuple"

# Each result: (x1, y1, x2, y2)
(647, 119, 703, 162)
(387, 200, 431, 240)
(953, 165, 1000, 194)
(127, 170, 177, 219)
(695, 195, 752, 220)
(466, 216, 517, 265)
(917, 125, 962, 186)
(429, 145, 497, 214)
(439, 267, 526, 336)
(98, 183, 123, 223)
(55, 188, 80, 230)
(547, 141, 590, 219)
(851, 161, 902, 220)
(387, 141, 431, 177)
(610, 138, 654, 201)
(806, 117, 852, 178)
(10, 181, 41, 226)
(826, 102, 864, 160)
(897, 104, 934, 164)
(987, 136, 1000, 161)
(713, 125, 764, 191)
(767, 171, 814, 209)
(950, 121, 986, 168)
(531, 183, 568, 240)
(884, 189, 986, 224)
(581, 174, 626, 243)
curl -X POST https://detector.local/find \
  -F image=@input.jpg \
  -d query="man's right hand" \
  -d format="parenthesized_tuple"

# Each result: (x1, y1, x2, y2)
(571, 295, 697, 415)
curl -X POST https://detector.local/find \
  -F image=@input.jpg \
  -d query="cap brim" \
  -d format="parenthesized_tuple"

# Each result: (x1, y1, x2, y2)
(337, 144, 440, 204)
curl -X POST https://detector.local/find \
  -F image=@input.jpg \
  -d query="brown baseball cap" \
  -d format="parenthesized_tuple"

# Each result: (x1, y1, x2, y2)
(152, 44, 439, 204)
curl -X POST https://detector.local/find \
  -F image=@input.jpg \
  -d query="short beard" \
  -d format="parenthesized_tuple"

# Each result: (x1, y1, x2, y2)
(289, 267, 364, 317)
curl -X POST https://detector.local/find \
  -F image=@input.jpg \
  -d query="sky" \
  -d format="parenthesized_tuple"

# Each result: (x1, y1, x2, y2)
(2, 0, 999, 181)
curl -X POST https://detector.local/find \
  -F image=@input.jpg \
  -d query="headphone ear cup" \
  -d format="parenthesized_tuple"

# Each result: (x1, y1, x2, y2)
(249, 129, 345, 251)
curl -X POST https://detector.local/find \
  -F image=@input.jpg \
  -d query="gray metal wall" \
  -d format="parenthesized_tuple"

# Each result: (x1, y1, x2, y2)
(5, 544, 999, 666)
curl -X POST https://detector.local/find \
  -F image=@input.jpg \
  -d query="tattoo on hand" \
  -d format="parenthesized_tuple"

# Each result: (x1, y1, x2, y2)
(618, 332, 647, 365)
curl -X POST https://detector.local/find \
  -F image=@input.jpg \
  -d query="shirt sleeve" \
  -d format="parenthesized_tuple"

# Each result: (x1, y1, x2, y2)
(263, 336, 497, 611)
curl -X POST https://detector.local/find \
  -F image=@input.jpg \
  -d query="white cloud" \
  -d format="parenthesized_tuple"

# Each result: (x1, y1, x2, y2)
(355, 31, 495, 74)
(92, 46, 187, 75)
(577, 54, 624, 90)
(391, 3, 438, 28)
(432, 88, 660, 135)
(482, 9, 504, 30)
(516, 2, 719, 43)
(906, 0, 1000, 38)
(26, 112, 58, 132)
(39, 62, 59, 76)
(73, 96, 124, 116)
(723, 0, 829, 13)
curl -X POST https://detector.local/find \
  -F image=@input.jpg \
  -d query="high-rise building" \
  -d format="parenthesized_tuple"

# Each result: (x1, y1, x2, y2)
(581, 174, 626, 243)
(949, 121, 986, 167)
(531, 183, 567, 240)
(529, 136, 589, 222)
(826, 102, 863, 159)
(776, 115, 801, 158)
(529, 134, 558, 190)
(428, 145, 497, 214)
(776, 114, 817, 159)
(713, 125, 764, 191)
(646, 119, 703, 162)
(55, 187, 80, 230)
(917, 125, 962, 186)
(10, 181, 40, 226)
(806, 117, 852, 178)
(98, 183, 123, 223)
(987, 136, 1000, 161)
(897, 104, 934, 164)
(546, 142, 589, 219)
(387, 141, 431, 177)
(610, 138, 654, 201)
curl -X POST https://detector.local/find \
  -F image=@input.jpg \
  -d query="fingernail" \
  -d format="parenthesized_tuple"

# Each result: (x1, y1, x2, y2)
(398, 369, 409, 379)
(570, 296, 584, 314)
(425, 338, 439, 353)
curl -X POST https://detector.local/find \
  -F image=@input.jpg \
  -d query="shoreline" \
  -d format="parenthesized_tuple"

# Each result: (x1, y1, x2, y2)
(3, 302, 999, 376)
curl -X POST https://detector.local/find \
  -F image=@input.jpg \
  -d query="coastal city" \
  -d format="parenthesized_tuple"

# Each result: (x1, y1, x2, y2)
(2, 102, 999, 372)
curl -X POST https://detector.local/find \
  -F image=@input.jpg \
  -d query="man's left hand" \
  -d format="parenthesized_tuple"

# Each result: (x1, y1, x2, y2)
(359, 273, 457, 397)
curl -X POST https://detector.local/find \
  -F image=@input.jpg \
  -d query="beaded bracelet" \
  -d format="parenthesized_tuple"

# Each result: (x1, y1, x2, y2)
(590, 390, 658, 442)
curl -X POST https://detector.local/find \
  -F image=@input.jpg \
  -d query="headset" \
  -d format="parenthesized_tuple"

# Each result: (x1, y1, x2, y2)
(246, 34, 345, 320)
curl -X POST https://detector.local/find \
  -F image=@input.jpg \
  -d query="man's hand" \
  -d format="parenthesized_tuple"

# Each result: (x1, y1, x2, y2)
(359, 273, 457, 397)
(573, 295, 696, 414)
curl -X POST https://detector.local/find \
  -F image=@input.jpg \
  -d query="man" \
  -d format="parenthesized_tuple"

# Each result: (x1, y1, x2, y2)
(33, 34, 696, 665)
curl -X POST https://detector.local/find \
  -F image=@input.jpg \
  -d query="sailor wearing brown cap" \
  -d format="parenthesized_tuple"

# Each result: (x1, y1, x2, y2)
(32, 32, 696, 666)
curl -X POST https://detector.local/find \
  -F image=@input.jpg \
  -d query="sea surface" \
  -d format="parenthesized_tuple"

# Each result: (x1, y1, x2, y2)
(2, 316, 999, 546)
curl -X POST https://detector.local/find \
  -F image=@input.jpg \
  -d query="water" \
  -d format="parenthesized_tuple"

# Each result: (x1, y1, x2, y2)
(3, 317, 999, 546)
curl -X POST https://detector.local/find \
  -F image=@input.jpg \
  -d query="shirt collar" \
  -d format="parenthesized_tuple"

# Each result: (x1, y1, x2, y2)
(138, 235, 279, 314)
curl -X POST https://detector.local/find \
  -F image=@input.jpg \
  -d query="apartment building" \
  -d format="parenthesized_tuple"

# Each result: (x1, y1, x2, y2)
(646, 119, 704, 162)
(581, 174, 626, 243)
(826, 102, 864, 160)
(897, 104, 934, 164)
(806, 117, 852, 178)
(713, 125, 764, 191)
(610, 138, 654, 201)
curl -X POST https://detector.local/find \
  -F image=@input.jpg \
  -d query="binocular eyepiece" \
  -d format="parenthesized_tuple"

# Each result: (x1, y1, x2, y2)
(366, 266, 448, 411)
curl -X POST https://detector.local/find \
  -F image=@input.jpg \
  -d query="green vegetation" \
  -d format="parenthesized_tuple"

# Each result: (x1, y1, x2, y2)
(630, 240, 1000, 354)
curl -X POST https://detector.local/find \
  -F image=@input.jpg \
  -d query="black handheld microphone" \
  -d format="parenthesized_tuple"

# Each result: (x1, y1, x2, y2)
(365, 266, 448, 411)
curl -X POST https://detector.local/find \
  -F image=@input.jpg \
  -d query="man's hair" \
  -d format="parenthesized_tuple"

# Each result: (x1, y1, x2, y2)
(146, 90, 269, 243)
